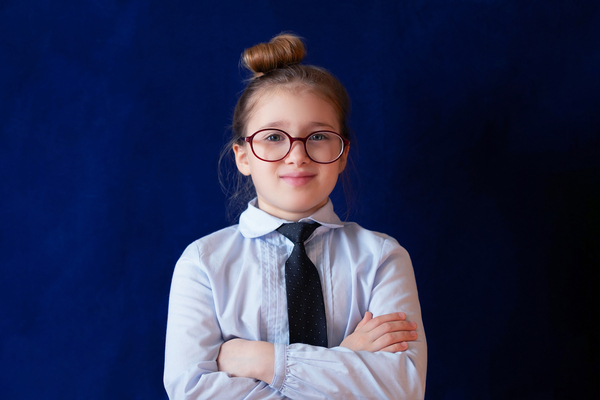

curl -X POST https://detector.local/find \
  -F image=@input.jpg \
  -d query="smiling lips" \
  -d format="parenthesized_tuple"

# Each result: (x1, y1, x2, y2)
(279, 172, 316, 187)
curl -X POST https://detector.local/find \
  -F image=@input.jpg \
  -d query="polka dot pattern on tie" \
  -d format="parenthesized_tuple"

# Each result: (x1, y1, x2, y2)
(277, 222, 328, 347)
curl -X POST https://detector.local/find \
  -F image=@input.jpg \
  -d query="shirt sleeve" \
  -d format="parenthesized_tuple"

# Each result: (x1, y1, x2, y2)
(163, 243, 288, 400)
(269, 238, 427, 400)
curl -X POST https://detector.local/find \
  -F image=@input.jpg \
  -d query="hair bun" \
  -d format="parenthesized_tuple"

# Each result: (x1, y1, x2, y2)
(242, 33, 306, 77)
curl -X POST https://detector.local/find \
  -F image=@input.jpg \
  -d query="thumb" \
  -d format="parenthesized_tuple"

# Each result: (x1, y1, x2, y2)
(356, 311, 373, 330)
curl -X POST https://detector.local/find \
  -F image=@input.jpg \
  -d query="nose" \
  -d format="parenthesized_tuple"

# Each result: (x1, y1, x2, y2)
(285, 140, 310, 165)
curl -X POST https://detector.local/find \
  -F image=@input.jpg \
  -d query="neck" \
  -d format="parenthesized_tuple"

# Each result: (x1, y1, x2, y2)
(256, 197, 328, 221)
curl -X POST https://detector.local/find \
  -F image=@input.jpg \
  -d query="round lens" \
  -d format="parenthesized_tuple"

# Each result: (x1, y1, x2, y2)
(251, 130, 291, 161)
(305, 132, 344, 163)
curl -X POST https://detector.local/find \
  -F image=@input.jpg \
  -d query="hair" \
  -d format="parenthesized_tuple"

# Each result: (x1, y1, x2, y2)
(218, 33, 354, 221)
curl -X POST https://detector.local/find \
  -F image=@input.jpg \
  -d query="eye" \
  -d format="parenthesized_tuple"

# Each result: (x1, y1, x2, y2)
(258, 131, 285, 142)
(309, 132, 329, 141)
(266, 134, 284, 141)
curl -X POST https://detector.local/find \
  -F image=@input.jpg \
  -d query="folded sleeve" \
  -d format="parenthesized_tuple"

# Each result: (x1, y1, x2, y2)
(163, 243, 287, 400)
(270, 238, 427, 400)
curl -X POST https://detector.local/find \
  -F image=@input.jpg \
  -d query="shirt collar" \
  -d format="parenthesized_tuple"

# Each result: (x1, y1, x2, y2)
(238, 198, 345, 239)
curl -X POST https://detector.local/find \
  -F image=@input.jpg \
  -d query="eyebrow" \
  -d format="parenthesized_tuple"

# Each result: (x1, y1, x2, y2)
(259, 121, 337, 130)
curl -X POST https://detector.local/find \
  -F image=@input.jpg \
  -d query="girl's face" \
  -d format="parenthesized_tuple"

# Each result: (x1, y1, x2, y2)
(233, 89, 348, 221)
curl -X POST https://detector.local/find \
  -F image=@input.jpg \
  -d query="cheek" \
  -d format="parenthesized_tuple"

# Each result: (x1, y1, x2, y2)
(248, 160, 277, 186)
(323, 165, 342, 187)
(247, 156, 265, 174)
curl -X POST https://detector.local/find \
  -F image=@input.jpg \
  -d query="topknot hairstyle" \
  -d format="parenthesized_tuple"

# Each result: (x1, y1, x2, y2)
(241, 34, 307, 78)
(220, 32, 353, 220)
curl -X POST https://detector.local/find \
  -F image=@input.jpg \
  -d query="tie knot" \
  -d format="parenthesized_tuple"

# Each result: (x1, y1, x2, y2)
(277, 222, 321, 244)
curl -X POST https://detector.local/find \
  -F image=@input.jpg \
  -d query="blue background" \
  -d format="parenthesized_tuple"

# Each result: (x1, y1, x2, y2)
(1, 1, 599, 399)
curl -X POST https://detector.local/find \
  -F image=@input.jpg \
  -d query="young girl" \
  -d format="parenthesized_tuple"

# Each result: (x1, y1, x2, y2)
(164, 34, 427, 399)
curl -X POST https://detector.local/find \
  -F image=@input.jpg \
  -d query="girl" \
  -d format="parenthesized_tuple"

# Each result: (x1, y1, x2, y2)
(164, 34, 427, 399)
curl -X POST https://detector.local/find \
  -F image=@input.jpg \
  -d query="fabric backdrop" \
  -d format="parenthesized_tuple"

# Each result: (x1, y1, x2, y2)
(1, 1, 599, 399)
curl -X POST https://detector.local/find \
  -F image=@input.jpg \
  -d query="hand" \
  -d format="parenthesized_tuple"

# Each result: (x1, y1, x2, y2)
(340, 312, 418, 353)
(217, 339, 275, 384)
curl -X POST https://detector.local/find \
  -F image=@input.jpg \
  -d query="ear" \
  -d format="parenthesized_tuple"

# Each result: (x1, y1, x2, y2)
(337, 145, 350, 173)
(233, 142, 252, 176)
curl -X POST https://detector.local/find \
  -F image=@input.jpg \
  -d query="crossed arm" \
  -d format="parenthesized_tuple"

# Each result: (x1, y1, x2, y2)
(165, 238, 426, 399)
(217, 311, 419, 383)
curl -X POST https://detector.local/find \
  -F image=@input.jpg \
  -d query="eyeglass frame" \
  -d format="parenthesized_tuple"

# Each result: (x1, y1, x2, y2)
(240, 129, 350, 164)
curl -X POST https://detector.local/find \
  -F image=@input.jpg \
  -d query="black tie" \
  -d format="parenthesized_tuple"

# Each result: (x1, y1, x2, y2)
(277, 222, 328, 347)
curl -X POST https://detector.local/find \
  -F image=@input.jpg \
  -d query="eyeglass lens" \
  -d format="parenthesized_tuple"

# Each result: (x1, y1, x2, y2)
(251, 131, 344, 163)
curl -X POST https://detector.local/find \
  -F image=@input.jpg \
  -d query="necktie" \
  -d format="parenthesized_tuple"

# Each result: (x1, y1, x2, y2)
(277, 222, 328, 347)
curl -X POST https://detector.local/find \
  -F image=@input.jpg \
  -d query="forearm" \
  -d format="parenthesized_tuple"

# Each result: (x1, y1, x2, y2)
(164, 365, 283, 400)
(216, 336, 425, 400)
(165, 320, 285, 400)
(217, 339, 275, 384)
(272, 340, 427, 400)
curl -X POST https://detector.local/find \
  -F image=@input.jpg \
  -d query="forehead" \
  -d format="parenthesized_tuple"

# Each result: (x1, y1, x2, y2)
(247, 87, 340, 132)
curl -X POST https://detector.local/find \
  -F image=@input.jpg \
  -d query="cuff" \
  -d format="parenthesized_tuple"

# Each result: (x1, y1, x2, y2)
(269, 343, 287, 390)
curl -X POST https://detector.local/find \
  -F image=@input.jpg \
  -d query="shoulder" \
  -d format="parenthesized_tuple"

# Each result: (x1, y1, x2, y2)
(336, 221, 407, 250)
(329, 221, 410, 265)
(186, 224, 242, 254)
(176, 225, 244, 273)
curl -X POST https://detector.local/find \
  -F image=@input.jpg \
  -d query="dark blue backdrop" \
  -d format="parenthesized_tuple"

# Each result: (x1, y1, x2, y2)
(1, 1, 599, 399)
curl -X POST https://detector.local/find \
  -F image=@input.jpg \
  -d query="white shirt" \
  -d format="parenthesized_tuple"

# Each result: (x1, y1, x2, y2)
(164, 199, 427, 399)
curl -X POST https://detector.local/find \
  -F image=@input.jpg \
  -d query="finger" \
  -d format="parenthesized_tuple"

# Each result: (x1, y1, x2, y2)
(375, 329, 418, 347)
(370, 330, 418, 352)
(355, 311, 373, 330)
(379, 341, 409, 353)
(370, 320, 417, 338)
(362, 312, 407, 331)
(364, 312, 406, 330)
(367, 325, 417, 350)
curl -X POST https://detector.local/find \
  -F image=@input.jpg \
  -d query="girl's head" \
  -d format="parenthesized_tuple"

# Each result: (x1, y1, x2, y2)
(232, 33, 351, 144)
(221, 33, 353, 221)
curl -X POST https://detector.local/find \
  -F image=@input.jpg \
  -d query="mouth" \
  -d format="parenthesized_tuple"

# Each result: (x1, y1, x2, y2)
(279, 172, 316, 187)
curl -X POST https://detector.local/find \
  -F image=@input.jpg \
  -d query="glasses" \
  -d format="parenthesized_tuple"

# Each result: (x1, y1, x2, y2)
(242, 129, 349, 164)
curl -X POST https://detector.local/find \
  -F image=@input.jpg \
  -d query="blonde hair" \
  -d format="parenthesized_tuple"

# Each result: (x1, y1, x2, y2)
(220, 33, 353, 220)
